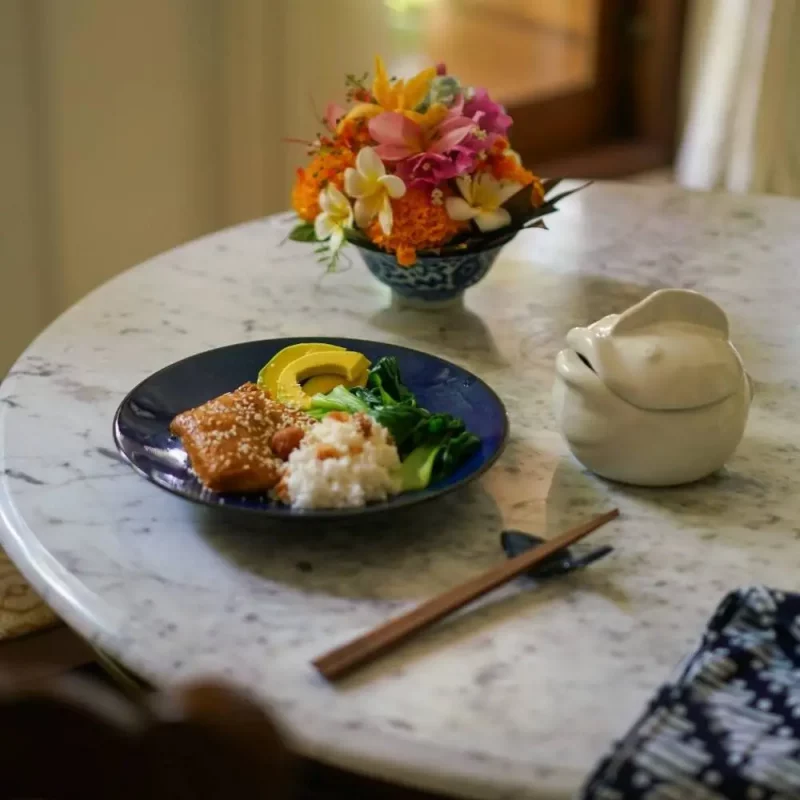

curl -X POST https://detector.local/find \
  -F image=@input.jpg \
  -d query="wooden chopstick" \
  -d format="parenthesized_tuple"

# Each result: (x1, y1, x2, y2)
(313, 508, 619, 681)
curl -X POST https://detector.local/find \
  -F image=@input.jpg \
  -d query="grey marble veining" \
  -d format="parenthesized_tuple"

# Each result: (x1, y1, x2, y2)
(2, 184, 800, 798)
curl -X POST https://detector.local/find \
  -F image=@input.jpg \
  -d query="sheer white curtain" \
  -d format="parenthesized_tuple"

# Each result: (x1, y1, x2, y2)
(677, 0, 800, 195)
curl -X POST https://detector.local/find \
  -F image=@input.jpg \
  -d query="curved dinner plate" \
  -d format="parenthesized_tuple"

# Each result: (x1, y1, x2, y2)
(113, 338, 509, 519)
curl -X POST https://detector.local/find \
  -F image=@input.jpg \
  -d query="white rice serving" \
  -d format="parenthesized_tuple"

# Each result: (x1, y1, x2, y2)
(280, 413, 401, 509)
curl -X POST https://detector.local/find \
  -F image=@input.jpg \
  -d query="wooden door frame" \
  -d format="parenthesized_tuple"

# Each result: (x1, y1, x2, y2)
(513, 0, 688, 178)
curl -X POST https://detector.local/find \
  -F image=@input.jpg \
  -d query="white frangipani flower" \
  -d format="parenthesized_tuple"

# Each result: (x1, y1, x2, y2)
(445, 173, 521, 232)
(344, 146, 406, 234)
(314, 184, 353, 252)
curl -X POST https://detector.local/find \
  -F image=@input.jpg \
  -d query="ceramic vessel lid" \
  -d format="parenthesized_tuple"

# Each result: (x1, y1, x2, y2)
(567, 289, 743, 411)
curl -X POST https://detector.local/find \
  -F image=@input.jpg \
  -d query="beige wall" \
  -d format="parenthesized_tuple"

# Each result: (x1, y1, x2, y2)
(282, 0, 392, 191)
(1, 1, 47, 375)
(40, 0, 223, 305)
(0, 0, 290, 374)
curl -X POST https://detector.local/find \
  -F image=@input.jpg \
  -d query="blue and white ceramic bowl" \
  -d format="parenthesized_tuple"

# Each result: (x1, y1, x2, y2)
(357, 233, 516, 308)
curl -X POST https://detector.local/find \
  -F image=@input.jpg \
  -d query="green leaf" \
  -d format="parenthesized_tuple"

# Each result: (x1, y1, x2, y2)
(521, 210, 559, 228)
(371, 403, 429, 451)
(432, 431, 480, 483)
(542, 177, 563, 196)
(288, 222, 317, 243)
(503, 184, 539, 224)
(344, 227, 373, 246)
(367, 357, 413, 405)
(492, 180, 593, 234)
(542, 181, 593, 208)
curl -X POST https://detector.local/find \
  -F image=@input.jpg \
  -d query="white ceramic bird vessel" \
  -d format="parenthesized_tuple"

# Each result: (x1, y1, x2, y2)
(553, 289, 752, 486)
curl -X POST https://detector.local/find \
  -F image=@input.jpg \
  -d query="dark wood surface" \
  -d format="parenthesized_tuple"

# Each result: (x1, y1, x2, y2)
(0, 670, 295, 799)
(299, 760, 452, 800)
(511, 0, 628, 169)
(513, 0, 687, 178)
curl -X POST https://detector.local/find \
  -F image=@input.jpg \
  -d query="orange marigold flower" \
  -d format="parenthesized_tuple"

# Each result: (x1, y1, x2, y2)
(366, 186, 468, 267)
(396, 246, 417, 267)
(336, 117, 373, 150)
(531, 175, 545, 207)
(490, 153, 536, 187)
(475, 143, 545, 206)
(291, 148, 355, 222)
(490, 137, 510, 156)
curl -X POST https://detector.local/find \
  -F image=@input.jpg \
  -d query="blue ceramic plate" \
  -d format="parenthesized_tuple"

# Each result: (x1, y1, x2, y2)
(113, 338, 508, 519)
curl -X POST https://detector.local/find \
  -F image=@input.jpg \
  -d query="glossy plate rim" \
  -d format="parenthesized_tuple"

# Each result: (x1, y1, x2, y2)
(112, 337, 510, 520)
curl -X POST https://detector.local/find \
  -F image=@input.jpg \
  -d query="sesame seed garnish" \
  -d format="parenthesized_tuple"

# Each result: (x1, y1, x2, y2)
(170, 382, 315, 493)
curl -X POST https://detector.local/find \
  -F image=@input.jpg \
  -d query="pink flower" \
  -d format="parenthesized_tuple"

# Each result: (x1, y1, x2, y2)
(463, 88, 512, 138)
(396, 149, 474, 187)
(437, 95, 491, 155)
(324, 103, 346, 132)
(454, 130, 492, 159)
(368, 110, 476, 187)
(436, 62, 447, 76)
(369, 111, 473, 160)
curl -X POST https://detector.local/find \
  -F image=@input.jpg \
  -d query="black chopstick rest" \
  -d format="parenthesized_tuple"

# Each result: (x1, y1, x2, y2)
(500, 530, 613, 579)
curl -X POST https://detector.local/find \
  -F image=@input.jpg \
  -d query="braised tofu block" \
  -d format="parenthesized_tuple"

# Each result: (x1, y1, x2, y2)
(170, 382, 312, 492)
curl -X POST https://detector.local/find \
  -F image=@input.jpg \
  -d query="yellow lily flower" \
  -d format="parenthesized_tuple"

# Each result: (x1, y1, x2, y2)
(374, 55, 432, 113)
(340, 56, 448, 133)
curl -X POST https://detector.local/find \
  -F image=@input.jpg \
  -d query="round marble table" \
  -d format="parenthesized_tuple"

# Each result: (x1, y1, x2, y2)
(2, 183, 800, 799)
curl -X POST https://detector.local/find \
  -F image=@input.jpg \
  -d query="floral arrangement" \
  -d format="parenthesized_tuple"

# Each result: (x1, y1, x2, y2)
(289, 57, 585, 271)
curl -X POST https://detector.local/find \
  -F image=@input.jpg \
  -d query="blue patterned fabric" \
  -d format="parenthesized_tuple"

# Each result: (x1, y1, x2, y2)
(357, 241, 510, 303)
(582, 586, 800, 799)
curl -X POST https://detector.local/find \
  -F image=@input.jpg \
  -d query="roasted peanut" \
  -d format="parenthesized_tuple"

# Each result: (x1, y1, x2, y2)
(271, 426, 305, 460)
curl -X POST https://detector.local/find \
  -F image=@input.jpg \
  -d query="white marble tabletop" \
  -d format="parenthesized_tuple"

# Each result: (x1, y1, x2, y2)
(2, 183, 800, 799)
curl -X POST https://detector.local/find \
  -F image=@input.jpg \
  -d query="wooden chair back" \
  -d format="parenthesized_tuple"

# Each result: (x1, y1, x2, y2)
(0, 673, 296, 799)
